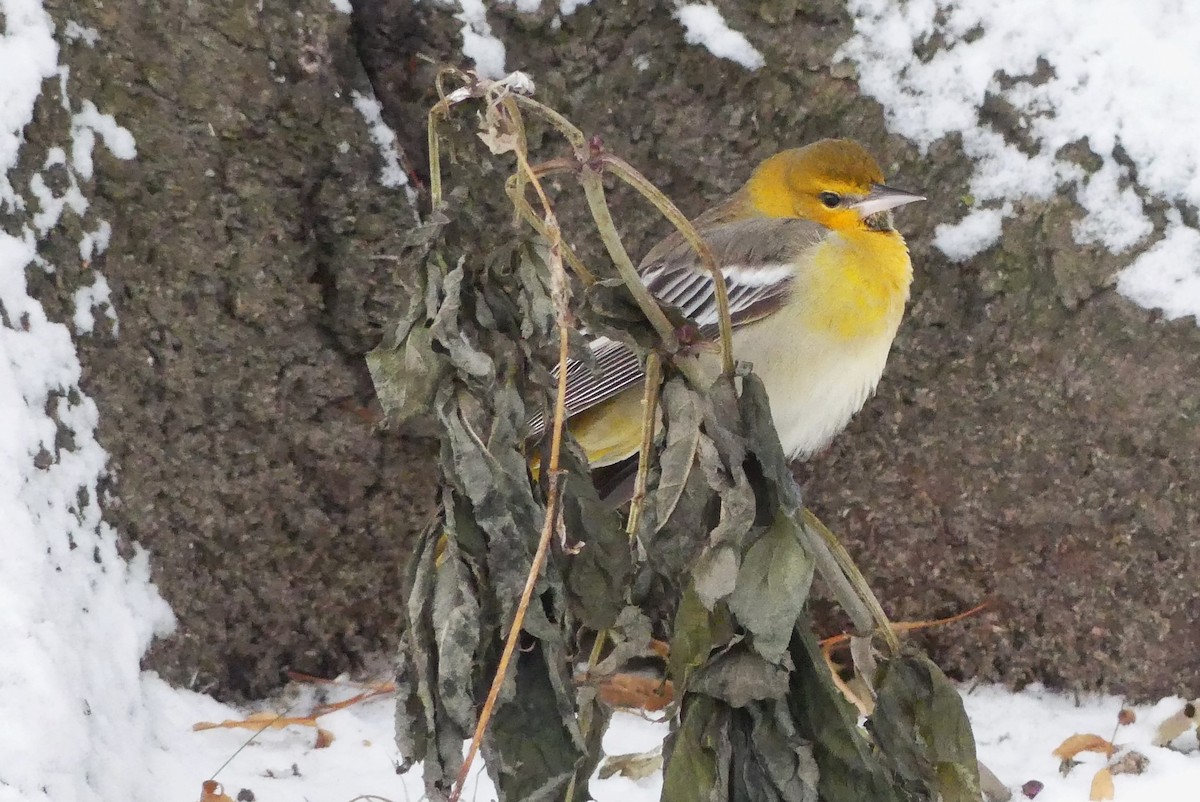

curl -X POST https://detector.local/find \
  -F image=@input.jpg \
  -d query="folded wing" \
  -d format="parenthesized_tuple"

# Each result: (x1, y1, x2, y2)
(527, 217, 826, 437)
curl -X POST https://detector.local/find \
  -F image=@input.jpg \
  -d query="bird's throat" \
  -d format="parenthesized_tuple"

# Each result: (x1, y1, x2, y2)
(803, 229, 913, 341)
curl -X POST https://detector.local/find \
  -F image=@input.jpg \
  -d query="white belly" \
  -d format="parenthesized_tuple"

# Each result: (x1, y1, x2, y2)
(729, 305, 900, 459)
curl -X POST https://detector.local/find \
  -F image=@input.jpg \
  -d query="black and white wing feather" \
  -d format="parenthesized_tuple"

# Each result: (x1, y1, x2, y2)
(528, 216, 826, 437)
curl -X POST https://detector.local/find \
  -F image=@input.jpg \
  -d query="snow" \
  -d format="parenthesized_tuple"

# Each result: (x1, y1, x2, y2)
(559, 0, 592, 15)
(138, 688, 668, 802)
(0, 2, 172, 800)
(61, 21, 100, 46)
(68, 673, 1200, 802)
(351, 89, 419, 219)
(79, 218, 112, 261)
(675, 3, 765, 71)
(841, 0, 1200, 320)
(1, 0, 1198, 799)
(72, 273, 117, 335)
(456, 0, 508, 79)
(1116, 213, 1200, 322)
(496, 0, 594, 15)
(935, 203, 1010, 263)
(0, 0, 59, 209)
(965, 684, 1200, 801)
(71, 99, 136, 181)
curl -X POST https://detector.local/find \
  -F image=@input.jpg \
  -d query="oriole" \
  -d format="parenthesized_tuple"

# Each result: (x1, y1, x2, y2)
(539, 138, 923, 474)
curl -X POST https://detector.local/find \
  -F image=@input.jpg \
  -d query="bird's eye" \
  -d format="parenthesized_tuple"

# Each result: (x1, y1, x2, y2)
(819, 191, 841, 208)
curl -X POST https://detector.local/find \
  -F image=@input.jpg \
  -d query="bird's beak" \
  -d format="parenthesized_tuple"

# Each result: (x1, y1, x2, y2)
(853, 184, 926, 217)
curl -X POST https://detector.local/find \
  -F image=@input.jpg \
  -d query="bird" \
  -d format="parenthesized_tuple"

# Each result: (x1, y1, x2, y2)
(535, 138, 924, 477)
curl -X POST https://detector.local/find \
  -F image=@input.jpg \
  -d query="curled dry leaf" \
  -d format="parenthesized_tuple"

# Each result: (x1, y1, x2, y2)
(1117, 708, 1136, 727)
(199, 780, 235, 802)
(598, 747, 664, 781)
(314, 728, 336, 749)
(1052, 733, 1116, 761)
(1089, 767, 1115, 801)
(595, 672, 674, 712)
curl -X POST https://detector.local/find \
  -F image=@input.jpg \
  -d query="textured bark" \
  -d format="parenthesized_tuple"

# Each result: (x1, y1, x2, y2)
(21, 0, 1200, 701)
(33, 0, 437, 699)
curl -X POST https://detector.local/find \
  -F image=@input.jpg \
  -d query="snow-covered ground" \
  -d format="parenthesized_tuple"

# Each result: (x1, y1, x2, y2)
(132, 676, 1199, 802)
(3, 0, 1200, 799)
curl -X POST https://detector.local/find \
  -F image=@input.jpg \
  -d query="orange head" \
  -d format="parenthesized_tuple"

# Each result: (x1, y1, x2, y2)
(745, 139, 924, 231)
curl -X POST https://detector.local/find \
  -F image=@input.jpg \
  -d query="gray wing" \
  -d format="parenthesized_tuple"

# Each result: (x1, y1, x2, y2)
(528, 217, 826, 437)
(640, 217, 825, 333)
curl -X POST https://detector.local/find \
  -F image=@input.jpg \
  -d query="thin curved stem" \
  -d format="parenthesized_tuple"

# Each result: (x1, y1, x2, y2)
(625, 352, 663, 541)
(599, 154, 735, 376)
(800, 508, 902, 656)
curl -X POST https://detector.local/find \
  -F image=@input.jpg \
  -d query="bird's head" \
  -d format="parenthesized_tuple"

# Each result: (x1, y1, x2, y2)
(745, 139, 924, 232)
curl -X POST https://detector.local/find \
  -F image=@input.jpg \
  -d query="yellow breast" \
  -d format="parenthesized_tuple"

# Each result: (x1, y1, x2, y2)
(798, 229, 912, 341)
(729, 227, 913, 457)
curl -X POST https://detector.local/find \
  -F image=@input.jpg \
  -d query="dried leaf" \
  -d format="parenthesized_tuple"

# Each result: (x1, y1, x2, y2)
(1089, 767, 1115, 801)
(787, 621, 902, 802)
(662, 696, 727, 802)
(589, 607, 659, 678)
(690, 650, 789, 708)
(727, 512, 814, 663)
(595, 672, 674, 712)
(871, 655, 982, 802)
(692, 546, 739, 609)
(979, 761, 1013, 802)
(199, 780, 235, 802)
(478, 127, 519, 155)
(429, 264, 495, 378)
(599, 748, 664, 780)
(366, 324, 446, 424)
(1052, 733, 1116, 761)
(738, 702, 821, 801)
(561, 460, 631, 631)
(654, 380, 703, 527)
(668, 586, 734, 691)
(314, 728, 335, 749)
(488, 650, 582, 801)
(1109, 749, 1149, 776)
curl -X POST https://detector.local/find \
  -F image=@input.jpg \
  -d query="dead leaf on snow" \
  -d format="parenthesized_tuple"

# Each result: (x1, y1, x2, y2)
(1052, 733, 1116, 761)
(1089, 767, 1114, 801)
(199, 780, 235, 802)
(1109, 749, 1149, 776)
